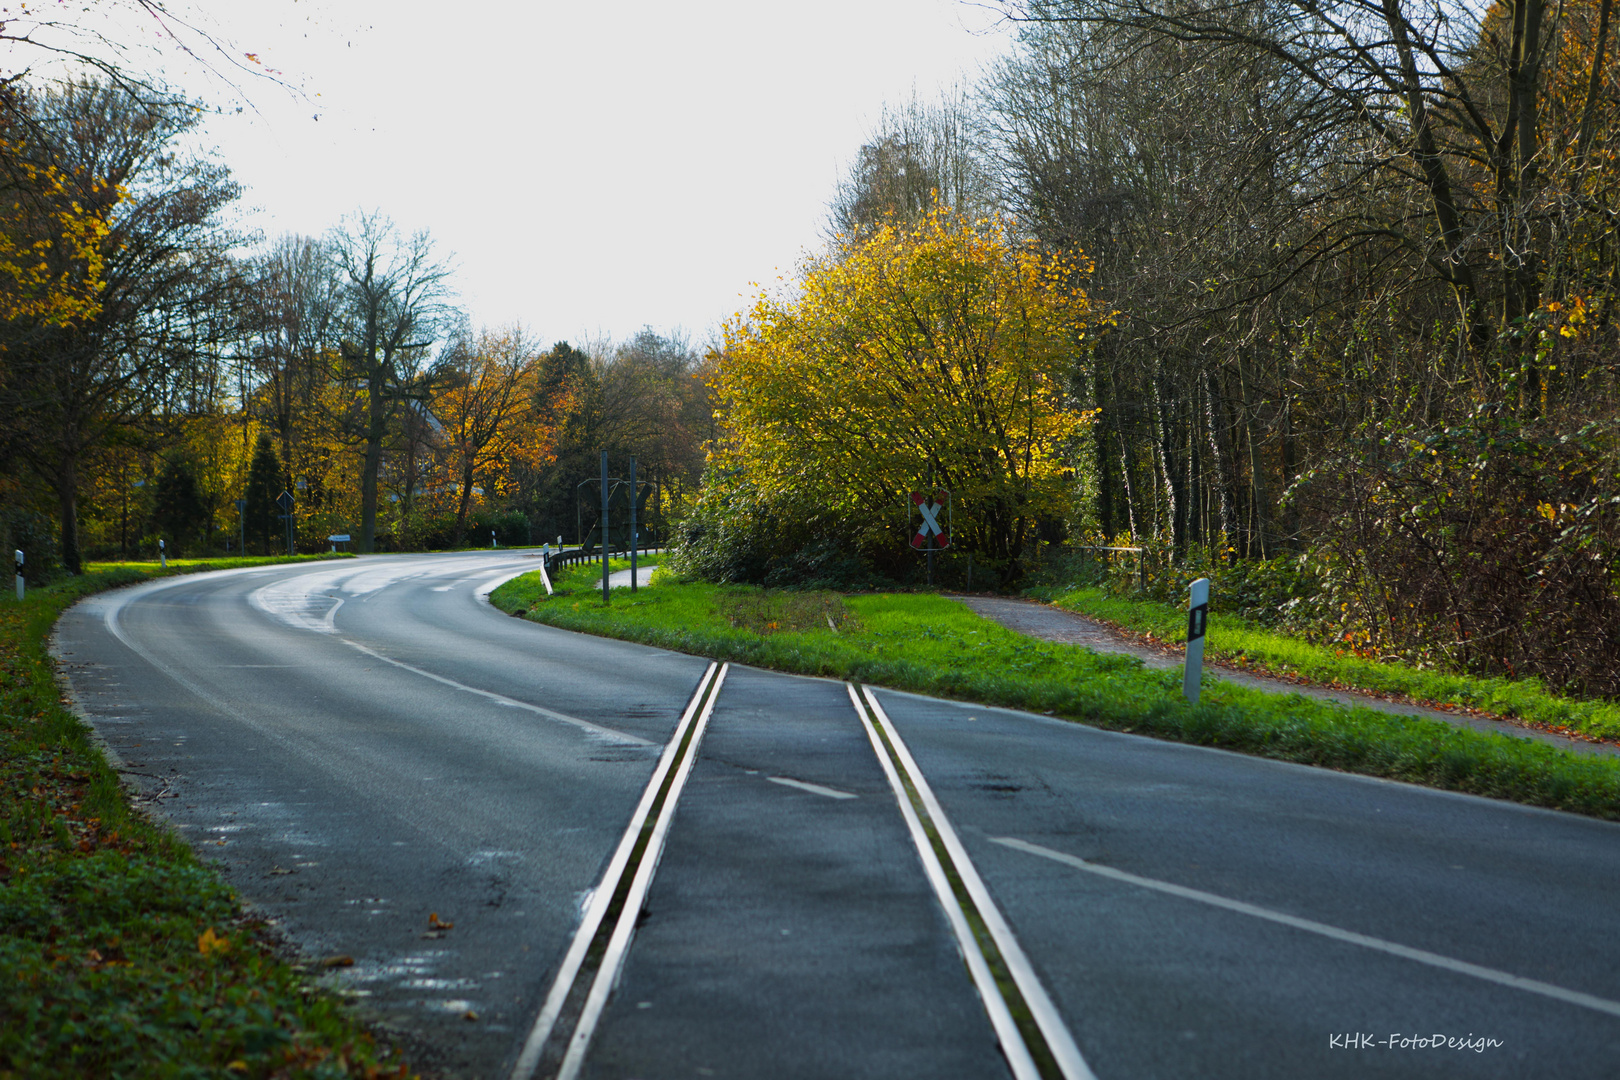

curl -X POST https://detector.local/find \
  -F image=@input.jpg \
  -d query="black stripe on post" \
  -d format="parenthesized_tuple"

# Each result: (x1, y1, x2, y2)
(1187, 602, 1209, 643)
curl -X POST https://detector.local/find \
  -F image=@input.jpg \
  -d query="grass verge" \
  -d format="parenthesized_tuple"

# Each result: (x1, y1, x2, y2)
(1, 554, 417, 1079)
(1028, 584, 1620, 744)
(492, 571, 1620, 821)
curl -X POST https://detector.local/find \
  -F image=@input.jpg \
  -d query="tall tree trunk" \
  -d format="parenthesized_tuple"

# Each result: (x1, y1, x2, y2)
(360, 377, 385, 552)
(1153, 369, 1185, 556)
(453, 462, 475, 548)
(1280, 388, 1299, 550)
(1238, 358, 1272, 558)
(1116, 429, 1139, 542)
(1093, 369, 1116, 537)
(57, 455, 81, 575)
(1204, 368, 1239, 560)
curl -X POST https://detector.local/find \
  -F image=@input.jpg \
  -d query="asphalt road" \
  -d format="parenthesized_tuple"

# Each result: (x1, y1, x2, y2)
(52, 553, 1620, 1078)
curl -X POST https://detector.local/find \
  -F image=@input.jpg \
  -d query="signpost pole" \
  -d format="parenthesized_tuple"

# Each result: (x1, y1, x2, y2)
(236, 498, 246, 555)
(628, 457, 638, 594)
(600, 451, 610, 605)
(1183, 577, 1210, 703)
(926, 465, 933, 587)
(909, 482, 951, 589)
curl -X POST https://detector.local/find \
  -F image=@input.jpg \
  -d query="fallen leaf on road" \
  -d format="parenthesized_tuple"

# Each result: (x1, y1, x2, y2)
(320, 955, 354, 968)
(428, 912, 454, 930)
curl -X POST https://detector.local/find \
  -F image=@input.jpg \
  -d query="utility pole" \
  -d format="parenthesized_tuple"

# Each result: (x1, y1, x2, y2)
(629, 457, 638, 594)
(600, 451, 610, 604)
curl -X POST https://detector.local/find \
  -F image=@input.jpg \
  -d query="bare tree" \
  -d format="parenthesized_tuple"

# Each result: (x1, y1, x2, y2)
(829, 86, 998, 237)
(996, 0, 1581, 385)
(241, 233, 342, 491)
(326, 212, 455, 552)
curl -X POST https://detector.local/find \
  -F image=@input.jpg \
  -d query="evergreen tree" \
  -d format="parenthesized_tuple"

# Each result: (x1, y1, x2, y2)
(244, 433, 282, 555)
(153, 457, 207, 556)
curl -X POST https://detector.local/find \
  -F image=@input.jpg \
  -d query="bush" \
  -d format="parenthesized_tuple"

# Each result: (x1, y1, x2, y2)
(1291, 409, 1620, 694)
(411, 508, 532, 550)
(1031, 536, 1328, 630)
(478, 509, 532, 548)
(1, 506, 59, 584)
(667, 471, 894, 590)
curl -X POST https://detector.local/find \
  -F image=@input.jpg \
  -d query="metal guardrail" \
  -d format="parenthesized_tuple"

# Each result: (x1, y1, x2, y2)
(542, 546, 666, 572)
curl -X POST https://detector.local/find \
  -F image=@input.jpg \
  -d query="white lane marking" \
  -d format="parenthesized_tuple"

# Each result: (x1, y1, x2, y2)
(340, 640, 652, 747)
(322, 597, 344, 632)
(474, 565, 537, 602)
(848, 686, 1043, 1080)
(992, 836, 1620, 1021)
(861, 687, 1095, 1080)
(104, 559, 648, 749)
(766, 776, 857, 800)
(246, 557, 532, 633)
(104, 574, 652, 750)
(507, 661, 722, 1080)
(249, 579, 344, 634)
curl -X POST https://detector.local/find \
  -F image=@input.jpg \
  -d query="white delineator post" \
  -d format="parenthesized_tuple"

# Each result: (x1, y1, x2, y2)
(1183, 577, 1210, 704)
(13, 549, 22, 601)
(159, 538, 167, 569)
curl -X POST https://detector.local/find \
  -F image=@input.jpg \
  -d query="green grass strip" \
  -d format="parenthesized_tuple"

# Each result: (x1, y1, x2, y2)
(1029, 584, 1620, 743)
(0, 554, 417, 1080)
(491, 572, 1620, 821)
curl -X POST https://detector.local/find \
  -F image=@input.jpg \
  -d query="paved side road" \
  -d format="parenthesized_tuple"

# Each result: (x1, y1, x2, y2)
(51, 555, 1620, 1077)
(952, 594, 1620, 758)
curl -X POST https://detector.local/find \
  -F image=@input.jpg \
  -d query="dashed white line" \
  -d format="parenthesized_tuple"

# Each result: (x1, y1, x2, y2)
(767, 776, 857, 800)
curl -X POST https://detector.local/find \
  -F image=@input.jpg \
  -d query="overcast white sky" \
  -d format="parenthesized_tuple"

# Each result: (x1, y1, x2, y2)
(97, 1, 1018, 349)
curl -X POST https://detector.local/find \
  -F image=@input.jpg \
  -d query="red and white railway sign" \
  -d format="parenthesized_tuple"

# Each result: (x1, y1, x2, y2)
(910, 489, 951, 550)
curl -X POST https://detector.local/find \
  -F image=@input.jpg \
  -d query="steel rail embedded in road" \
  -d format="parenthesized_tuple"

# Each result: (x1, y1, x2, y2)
(510, 662, 728, 1080)
(849, 683, 1095, 1080)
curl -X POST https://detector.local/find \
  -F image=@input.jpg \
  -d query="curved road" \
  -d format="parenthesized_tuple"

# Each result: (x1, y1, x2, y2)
(52, 553, 1620, 1079)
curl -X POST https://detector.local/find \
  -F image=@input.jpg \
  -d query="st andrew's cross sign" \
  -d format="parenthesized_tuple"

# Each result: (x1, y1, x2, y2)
(909, 489, 951, 551)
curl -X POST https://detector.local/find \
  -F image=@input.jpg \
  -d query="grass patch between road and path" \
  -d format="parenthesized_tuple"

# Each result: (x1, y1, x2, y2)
(495, 553, 663, 607)
(1027, 584, 1620, 745)
(491, 570, 1620, 821)
(1, 553, 419, 1079)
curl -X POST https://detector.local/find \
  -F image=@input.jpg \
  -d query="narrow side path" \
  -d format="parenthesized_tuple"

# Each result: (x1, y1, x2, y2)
(951, 594, 1620, 759)
(605, 564, 657, 589)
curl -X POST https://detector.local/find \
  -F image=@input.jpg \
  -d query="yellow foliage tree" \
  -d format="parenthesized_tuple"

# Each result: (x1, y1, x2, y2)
(0, 149, 110, 327)
(433, 325, 556, 546)
(714, 209, 1103, 569)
